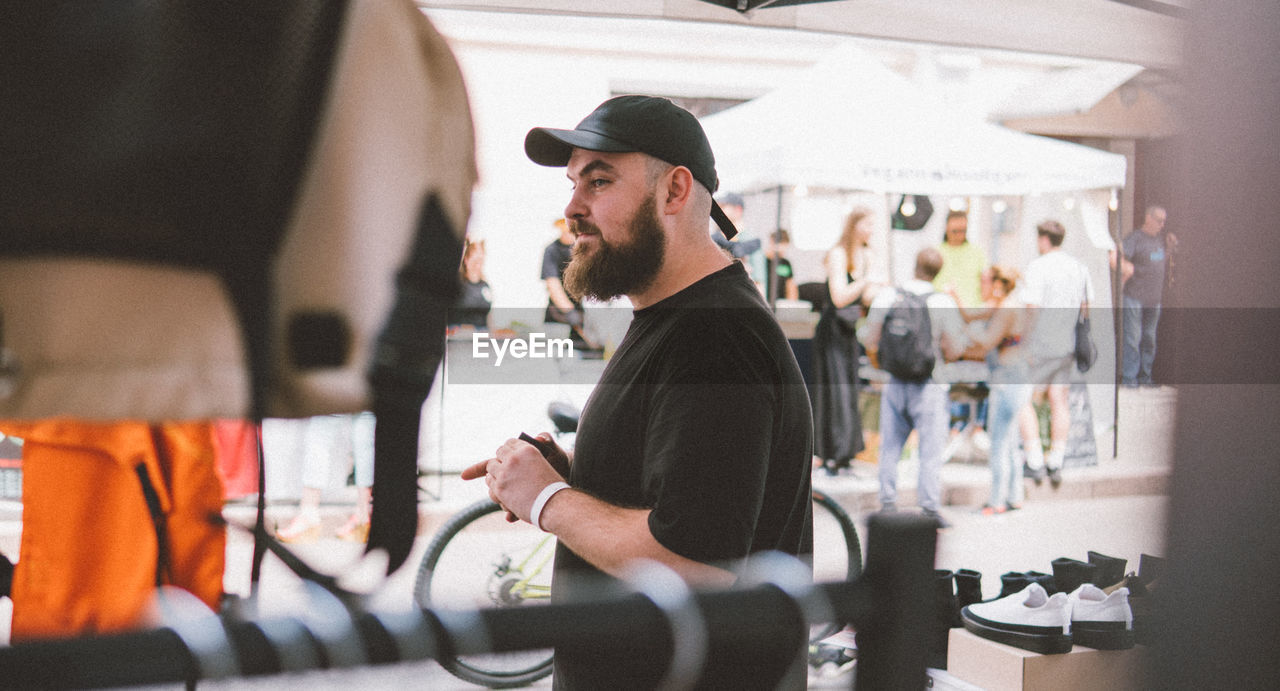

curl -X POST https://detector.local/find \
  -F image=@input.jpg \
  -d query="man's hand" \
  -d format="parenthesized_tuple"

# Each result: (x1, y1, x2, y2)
(530, 432, 571, 479)
(461, 436, 567, 524)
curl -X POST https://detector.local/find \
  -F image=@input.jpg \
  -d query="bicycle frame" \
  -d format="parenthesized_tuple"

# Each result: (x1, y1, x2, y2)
(491, 534, 554, 604)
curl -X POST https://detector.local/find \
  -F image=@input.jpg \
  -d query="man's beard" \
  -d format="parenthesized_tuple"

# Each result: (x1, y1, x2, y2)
(562, 194, 666, 302)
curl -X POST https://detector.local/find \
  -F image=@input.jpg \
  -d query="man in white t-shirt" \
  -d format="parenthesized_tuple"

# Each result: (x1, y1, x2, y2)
(1019, 220, 1093, 487)
(864, 247, 966, 526)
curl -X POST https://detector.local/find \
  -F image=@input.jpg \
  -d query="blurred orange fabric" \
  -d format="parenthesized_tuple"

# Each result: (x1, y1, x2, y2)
(0, 420, 225, 641)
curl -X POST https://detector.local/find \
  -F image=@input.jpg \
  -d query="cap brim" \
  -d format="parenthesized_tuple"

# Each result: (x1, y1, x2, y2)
(524, 127, 637, 167)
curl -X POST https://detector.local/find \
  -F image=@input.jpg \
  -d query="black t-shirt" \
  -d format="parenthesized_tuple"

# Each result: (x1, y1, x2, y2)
(450, 278, 491, 328)
(541, 239, 578, 302)
(552, 261, 814, 690)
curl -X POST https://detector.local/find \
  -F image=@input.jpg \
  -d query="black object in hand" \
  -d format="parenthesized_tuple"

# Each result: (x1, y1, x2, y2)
(519, 432, 557, 459)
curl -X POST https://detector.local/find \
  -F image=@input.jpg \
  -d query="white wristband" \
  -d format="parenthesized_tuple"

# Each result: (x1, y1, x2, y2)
(529, 481, 571, 532)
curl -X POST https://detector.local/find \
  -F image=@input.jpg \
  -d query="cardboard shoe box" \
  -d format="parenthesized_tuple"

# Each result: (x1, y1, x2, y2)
(946, 628, 1152, 691)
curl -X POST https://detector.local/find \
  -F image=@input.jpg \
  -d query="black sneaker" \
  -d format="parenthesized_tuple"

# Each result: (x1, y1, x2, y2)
(923, 509, 951, 529)
(1025, 464, 1046, 486)
(1048, 467, 1063, 489)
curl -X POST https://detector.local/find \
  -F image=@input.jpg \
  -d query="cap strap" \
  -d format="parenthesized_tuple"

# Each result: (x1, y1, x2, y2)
(710, 200, 739, 240)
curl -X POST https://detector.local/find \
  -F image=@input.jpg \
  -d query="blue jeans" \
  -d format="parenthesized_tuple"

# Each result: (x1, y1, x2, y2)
(986, 377, 1032, 508)
(1122, 295, 1161, 386)
(878, 378, 949, 512)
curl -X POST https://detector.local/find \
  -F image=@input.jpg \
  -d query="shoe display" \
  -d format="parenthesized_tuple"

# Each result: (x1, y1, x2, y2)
(960, 583, 1072, 654)
(998, 571, 1031, 598)
(1087, 550, 1128, 588)
(1023, 570, 1056, 594)
(954, 569, 983, 611)
(1106, 553, 1164, 646)
(1051, 557, 1099, 596)
(932, 569, 959, 668)
(1068, 584, 1135, 650)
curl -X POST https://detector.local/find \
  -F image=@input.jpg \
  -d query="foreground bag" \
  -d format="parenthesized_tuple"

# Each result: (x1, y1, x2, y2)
(0, 0, 477, 588)
(0, 421, 225, 641)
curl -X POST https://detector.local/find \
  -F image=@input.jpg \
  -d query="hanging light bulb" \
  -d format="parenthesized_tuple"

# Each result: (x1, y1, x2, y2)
(901, 197, 917, 217)
(1063, 196, 1076, 211)
(992, 199, 1008, 214)
(1109, 189, 1120, 211)
(949, 197, 967, 212)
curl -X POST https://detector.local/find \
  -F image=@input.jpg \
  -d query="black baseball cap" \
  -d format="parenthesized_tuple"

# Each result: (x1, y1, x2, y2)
(524, 95, 738, 239)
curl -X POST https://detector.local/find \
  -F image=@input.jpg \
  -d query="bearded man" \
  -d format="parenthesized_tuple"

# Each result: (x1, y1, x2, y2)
(462, 96, 814, 690)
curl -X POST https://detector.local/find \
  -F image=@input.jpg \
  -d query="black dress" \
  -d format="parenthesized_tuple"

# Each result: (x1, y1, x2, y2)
(809, 275, 864, 472)
(451, 278, 491, 328)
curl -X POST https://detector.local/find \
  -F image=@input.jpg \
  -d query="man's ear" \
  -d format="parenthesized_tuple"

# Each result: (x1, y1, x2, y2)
(662, 165, 694, 215)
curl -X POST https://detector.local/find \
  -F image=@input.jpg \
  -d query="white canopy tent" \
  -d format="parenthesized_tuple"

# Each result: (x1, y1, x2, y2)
(701, 43, 1126, 205)
(699, 42, 1126, 273)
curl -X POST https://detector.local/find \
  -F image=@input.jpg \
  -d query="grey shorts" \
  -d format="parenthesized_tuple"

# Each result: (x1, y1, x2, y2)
(1028, 353, 1076, 387)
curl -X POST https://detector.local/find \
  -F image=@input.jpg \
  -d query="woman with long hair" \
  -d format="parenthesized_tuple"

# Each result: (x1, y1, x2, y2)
(810, 208, 884, 475)
(452, 237, 492, 329)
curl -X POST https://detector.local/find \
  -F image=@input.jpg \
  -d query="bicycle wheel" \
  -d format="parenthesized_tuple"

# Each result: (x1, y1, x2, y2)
(414, 499, 555, 688)
(810, 489, 863, 641)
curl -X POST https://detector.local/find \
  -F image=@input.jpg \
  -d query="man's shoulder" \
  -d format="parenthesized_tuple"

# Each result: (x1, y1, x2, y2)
(1032, 249, 1080, 273)
(900, 279, 936, 297)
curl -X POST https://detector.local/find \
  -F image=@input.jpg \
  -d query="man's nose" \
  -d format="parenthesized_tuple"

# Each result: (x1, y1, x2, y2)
(564, 189, 587, 221)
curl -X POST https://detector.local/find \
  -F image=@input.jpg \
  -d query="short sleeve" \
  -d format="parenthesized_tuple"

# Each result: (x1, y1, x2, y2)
(642, 315, 778, 566)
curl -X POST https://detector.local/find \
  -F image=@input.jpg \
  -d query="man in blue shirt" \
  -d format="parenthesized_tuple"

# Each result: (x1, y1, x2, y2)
(1111, 205, 1176, 387)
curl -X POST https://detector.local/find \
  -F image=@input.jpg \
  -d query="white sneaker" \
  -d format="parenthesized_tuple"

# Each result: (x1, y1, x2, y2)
(960, 583, 1072, 654)
(1069, 584, 1135, 650)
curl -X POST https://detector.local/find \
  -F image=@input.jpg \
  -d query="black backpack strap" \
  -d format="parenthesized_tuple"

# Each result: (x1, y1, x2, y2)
(366, 192, 464, 574)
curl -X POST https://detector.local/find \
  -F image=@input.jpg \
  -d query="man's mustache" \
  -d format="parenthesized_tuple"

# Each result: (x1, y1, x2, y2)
(569, 219, 600, 237)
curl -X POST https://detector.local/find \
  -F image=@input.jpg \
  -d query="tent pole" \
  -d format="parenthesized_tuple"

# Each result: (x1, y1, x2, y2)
(1111, 193, 1122, 459)
(884, 194, 896, 285)
(771, 185, 784, 311)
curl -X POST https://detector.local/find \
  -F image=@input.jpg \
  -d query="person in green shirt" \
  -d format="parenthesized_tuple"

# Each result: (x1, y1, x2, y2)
(933, 209, 991, 463)
(933, 210, 987, 308)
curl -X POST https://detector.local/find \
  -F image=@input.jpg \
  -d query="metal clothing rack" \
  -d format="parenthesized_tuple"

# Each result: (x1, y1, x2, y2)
(0, 514, 936, 691)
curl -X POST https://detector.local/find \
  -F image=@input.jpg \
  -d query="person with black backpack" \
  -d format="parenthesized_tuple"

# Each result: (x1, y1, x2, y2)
(863, 247, 967, 527)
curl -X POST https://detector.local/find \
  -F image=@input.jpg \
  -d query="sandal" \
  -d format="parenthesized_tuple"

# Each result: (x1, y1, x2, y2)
(335, 514, 370, 542)
(276, 514, 322, 543)
(979, 504, 1007, 516)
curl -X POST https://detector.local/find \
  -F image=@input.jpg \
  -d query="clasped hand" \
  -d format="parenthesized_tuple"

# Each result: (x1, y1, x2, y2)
(461, 433, 568, 524)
